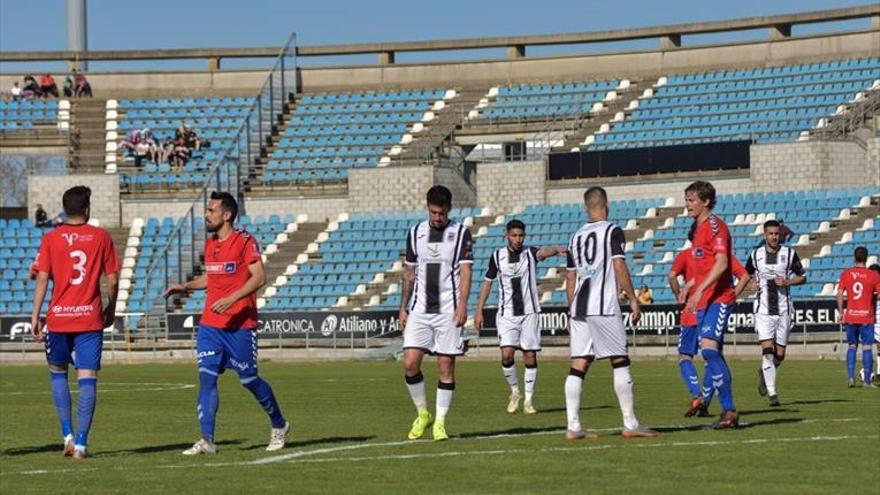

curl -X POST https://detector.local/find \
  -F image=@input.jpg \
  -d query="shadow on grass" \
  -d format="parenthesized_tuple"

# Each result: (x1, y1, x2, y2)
(738, 408, 799, 415)
(787, 399, 853, 405)
(726, 417, 804, 431)
(458, 426, 563, 439)
(241, 435, 376, 451)
(94, 439, 246, 457)
(537, 405, 612, 415)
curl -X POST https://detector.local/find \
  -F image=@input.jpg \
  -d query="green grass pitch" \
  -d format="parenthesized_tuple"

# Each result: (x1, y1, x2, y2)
(1, 358, 877, 494)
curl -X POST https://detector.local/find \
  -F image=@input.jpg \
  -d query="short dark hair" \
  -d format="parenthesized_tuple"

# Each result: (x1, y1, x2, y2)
(426, 185, 452, 209)
(506, 219, 526, 232)
(210, 191, 238, 223)
(685, 181, 716, 210)
(763, 219, 780, 230)
(854, 246, 868, 263)
(62, 186, 91, 217)
(584, 187, 608, 209)
(868, 264, 880, 274)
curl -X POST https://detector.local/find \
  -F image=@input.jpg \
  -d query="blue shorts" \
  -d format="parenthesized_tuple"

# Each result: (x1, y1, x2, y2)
(678, 325, 699, 356)
(45, 330, 103, 370)
(196, 324, 259, 379)
(845, 324, 875, 345)
(697, 303, 732, 344)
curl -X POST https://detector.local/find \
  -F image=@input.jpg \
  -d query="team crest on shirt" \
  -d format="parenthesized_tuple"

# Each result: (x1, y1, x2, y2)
(694, 247, 704, 259)
(446, 231, 456, 241)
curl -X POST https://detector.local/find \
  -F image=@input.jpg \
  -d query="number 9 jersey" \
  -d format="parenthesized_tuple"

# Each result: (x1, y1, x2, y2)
(34, 224, 119, 332)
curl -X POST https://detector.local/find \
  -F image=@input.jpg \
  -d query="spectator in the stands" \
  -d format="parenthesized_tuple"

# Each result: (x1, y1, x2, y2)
(637, 285, 653, 305)
(52, 211, 67, 227)
(22, 75, 40, 97)
(10, 81, 22, 100)
(778, 219, 794, 244)
(171, 123, 201, 171)
(35, 204, 50, 228)
(63, 75, 75, 97)
(120, 128, 144, 154)
(39, 74, 58, 98)
(144, 129, 162, 165)
(73, 70, 92, 97)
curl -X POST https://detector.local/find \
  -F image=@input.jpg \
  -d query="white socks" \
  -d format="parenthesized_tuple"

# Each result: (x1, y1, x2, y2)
(762, 353, 778, 396)
(502, 365, 519, 393)
(564, 373, 584, 431)
(613, 366, 639, 431)
(524, 366, 538, 404)
(436, 383, 454, 420)
(405, 373, 427, 412)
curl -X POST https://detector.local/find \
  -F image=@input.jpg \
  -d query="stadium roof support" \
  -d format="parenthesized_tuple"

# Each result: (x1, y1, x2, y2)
(1, 4, 878, 68)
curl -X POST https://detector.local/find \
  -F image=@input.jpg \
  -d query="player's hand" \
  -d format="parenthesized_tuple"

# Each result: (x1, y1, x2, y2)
(774, 276, 786, 287)
(474, 312, 484, 329)
(629, 300, 641, 326)
(30, 315, 43, 342)
(748, 278, 758, 291)
(210, 296, 236, 314)
(163, 283, 187, 298)
(398, 308, 408, 330)
(102, 306, 116, 329)
(685, 288, 702, 313)
(454, 305, 467, 327)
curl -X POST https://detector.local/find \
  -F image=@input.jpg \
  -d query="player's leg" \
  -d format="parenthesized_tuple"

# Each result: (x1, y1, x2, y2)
(678, 325, 702, 416)
(229, 329, 288, 450)
(521, 313, 541, 414)
(565, 318, 595, 439)
(874, 325, 880, 379)
(498, 315, 521, 412)
(860, 325, 875, 387)
(402, 312, 433, 439)
(432, 314, 465, 441)
(766, 316, 791, 406)
(185, 325, 224, 455)
(71, 330, 103, 459)
(45, 332, 74, 456)
(698, 304, 738, 428)
(845, 324, 859, 387)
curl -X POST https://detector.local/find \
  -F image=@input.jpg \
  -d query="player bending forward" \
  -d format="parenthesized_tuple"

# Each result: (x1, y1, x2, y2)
(31, 186, 119, 460)
(399, 185, 473, 441)
(474, 219, 567, 414)
(563, 187, 659, 440)
(165, 192, 289, 455)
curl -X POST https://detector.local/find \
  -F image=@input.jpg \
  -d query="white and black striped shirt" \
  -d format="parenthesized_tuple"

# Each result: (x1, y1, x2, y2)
(566, 220, 627, 318)
(745, 245, 804, 316)
(405, 220, 473, 314)
(485, 246, 541, 317)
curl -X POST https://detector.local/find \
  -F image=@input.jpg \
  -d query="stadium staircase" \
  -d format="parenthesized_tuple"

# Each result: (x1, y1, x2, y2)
(560, 79, 646, 151)
(796, 195, 880, 260)
(256, 219, 329, 300)
(69, 98, 108, 171)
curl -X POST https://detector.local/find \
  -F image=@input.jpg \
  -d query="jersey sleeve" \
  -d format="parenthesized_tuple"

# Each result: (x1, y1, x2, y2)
(566, 241, 576, 271)
(789, 251, 805, 276)
(34, 235, 52, 274)
(744, 252, 756, 276)
(670, 251, 687, 275)
(484, 251, 498, 281)
(731, 256, 747, 279)
(405, 228, 417, 266)
(243, 234, 262, 265)
(610, 226, 626, 259)
(838, 270, 848, 291)
(102, 231, 120, 275)
(713, 221, 730, 255)
(529, 246, 540, 264)
(458, 228, 474, 264)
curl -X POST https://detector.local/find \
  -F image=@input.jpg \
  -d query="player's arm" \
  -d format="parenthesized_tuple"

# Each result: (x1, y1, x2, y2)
(30, 270, 50, 342)
(163, 274, 207, 297)
(536, 246, 567, 261)
(475, 253, 498, 329)
(399, 228, 418, 328)
(836, 275, 846, 324)
(210, 261, 265, 314)
(565, 248, 576, 307)
(734, 254, 756, 298)
(776, 252, 806, 287)
(454, 228, 474, 327)
(103, 271, 119, 328)
(610, 227, 641, 324)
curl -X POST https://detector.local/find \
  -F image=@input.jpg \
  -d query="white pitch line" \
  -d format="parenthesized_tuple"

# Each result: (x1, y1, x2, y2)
(2, 417, 872, 477)
(1, 382, 195, 396)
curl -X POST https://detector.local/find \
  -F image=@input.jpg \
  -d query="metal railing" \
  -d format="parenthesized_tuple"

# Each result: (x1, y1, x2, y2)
(810, 87, 880, 147)
(135, 34, 297, 333)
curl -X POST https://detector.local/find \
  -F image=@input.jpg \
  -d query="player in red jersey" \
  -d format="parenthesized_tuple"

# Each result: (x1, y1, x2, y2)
(30, 186, 119, 460)
(836, 246, 880, 388)
(670, 229, 748, 418)
(682, 181, 739, 429)
(164, 192, 288, 455)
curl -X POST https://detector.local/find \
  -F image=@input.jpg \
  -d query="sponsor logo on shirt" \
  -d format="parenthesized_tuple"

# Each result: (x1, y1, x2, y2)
(206, 261, 237, 274)
(61, 233, 79, 246)
(427, 243, 441, 257)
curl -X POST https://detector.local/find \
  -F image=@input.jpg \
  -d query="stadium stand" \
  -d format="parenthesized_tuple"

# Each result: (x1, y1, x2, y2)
(0, 99, 61, 131)
(471, 79, 622, 121)
(0, 219, 50, 315)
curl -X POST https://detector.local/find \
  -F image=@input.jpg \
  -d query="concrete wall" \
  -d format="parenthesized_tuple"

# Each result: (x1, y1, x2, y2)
(347, 165, 434, 212)
(476, 160, 545, 212)
(546, 176, 753, 207)
(750, 140, 872, 192)
(28, 173, 120, 227)
(866, 137, 880, 186)
(244, 195, 348, 223)
(434, 165, 476, 208)
(120, 197, 194, 227)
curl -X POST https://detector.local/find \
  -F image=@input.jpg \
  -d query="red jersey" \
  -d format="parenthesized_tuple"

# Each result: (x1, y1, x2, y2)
(838, 267, 880, 324)
(200, 229, 261, 330)
(34, 223, 119, 332)
(671, 248, 746, 326)
(691, 214, 735, 309)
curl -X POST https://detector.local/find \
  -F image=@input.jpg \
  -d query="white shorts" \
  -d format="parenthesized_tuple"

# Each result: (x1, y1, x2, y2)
(755, 313, 792, 346)
(403, 312, 465, 356)
(497, 313, 541, 351)
(569, 316, 628, 359)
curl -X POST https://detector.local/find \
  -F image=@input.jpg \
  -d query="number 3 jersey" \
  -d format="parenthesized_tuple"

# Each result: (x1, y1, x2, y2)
(34, 223, 119, 332)
(405, 220, 473, 315)
(566, 220, 627, 318)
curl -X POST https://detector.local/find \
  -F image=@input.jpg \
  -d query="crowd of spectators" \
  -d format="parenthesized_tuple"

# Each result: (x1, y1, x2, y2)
(120, 122, 203, 170)
(7, 71, 91, 99)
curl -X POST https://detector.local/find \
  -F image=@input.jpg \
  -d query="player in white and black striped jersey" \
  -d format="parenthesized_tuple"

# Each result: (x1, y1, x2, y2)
(735, 220, 806, 407)
(474, 219, 567, 415)
(399, 185, 473, 442)
(563, 187, 658, 440)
